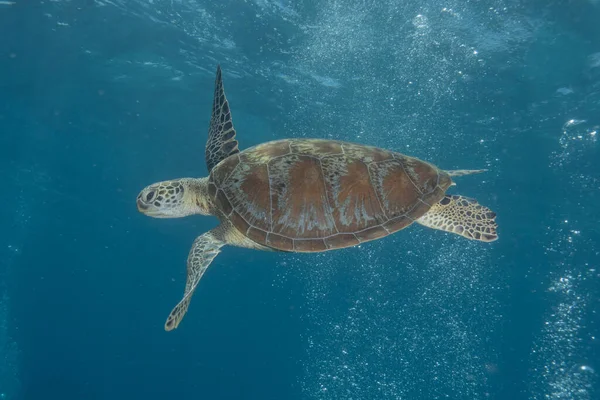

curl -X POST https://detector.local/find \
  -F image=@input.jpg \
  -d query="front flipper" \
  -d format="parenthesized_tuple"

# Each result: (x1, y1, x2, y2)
(165, 228, 225, 331)
(205, 65, 239, 172)
(416, 195, 498, 242)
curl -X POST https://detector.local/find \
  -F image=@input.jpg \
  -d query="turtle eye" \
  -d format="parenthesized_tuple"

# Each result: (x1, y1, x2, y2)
(145, 190, 156, 202)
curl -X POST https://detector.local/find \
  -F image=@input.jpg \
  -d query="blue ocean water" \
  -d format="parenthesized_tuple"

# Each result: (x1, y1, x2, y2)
(1, 0, 599, 399)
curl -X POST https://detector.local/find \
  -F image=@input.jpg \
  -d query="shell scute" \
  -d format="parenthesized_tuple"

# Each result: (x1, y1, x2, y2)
(422, 185, 447, 207)
(241, 140, 291, 164)
(229, 211, 250, 234)
(383, 215, 413, 232)
(289, 139, 344, 157)
(266, 233, 294, 251)
(293, 238, 327, 252)
(321, 156, 386, 233)
(401, 156, 439, 194)
(355, 225, 389, 242)
(410, 200, 432, 219)
(342, 142, 394, 163)
(218, 162, 271, 231)
(216, 190, 233, 216)
(269, 154, 337, 238)
(368, 160, 422, 219)
(247, 227, 268, 245)
(324, 234, 360, 249)
(211, 153, 239, 186)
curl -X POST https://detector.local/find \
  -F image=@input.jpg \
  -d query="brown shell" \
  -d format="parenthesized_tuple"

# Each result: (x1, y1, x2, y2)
(209, 139, 452, 252)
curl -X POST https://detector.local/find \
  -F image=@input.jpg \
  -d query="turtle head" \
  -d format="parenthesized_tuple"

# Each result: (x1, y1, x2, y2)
(136, 177, 211, 218)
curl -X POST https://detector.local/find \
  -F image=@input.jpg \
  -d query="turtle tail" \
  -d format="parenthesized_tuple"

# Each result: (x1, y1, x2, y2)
(445, 169, 488, 177)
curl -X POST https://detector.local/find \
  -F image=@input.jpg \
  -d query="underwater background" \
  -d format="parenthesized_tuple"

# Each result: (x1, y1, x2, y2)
(1, 0, 599, 399)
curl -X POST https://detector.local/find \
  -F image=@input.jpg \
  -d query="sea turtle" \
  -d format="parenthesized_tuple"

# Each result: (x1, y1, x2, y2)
(136, 65, 498, 331)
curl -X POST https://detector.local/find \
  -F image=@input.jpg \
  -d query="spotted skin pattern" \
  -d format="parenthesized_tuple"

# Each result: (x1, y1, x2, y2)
(416, 195, 498, 242)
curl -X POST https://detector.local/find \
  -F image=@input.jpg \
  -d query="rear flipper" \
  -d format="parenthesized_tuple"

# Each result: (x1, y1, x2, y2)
(416, 195, 498, 242)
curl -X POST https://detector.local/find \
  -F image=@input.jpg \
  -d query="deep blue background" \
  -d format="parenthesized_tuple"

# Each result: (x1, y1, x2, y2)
(1, 1, 599, 399)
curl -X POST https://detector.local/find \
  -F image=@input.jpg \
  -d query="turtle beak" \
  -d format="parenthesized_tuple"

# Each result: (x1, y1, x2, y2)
(136, 196, 149, 212)
(137, 196, 169, 218)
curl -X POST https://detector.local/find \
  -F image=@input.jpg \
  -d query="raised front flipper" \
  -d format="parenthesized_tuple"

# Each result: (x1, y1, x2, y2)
(416, 195, 498, 242)
(165, 227, 226, 331)
(205, 65, 239, 172)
